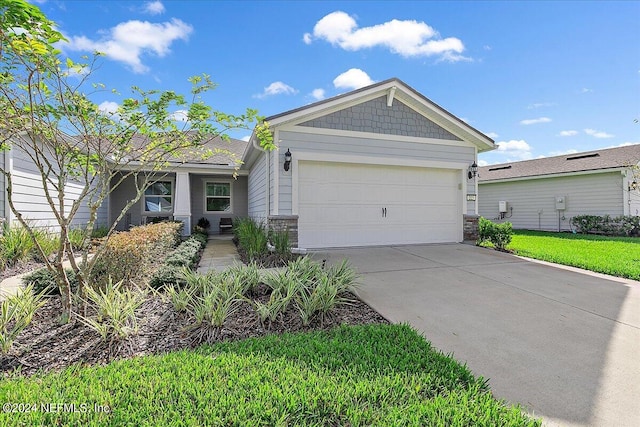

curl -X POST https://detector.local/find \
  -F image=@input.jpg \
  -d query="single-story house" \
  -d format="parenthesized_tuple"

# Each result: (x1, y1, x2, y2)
(2, 78, 496, 248)
(478, 144, 640, 231)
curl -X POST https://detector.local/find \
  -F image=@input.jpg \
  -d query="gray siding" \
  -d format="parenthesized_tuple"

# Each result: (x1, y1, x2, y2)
(10, 146, 107, 230)
(299, 96, 461, 141)
(478, 172, 624, 231)
(110, 174, 143, 230)
(191, 174, 248, 234)
(248, 153, 267, 219)
(277, 130, 475, 215)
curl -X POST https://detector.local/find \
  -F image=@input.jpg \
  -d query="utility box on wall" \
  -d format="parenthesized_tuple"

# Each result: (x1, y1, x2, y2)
(499, 201, 508, 213)
(555, 195, 566, 211)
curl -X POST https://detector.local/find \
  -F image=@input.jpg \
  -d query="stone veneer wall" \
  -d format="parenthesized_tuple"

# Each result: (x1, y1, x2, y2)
(463, 214, 480, 242)
(267, 215, 299, 248)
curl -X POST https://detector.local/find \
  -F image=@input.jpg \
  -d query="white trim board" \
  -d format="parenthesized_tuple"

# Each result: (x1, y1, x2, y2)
(479, 168, 626, 185)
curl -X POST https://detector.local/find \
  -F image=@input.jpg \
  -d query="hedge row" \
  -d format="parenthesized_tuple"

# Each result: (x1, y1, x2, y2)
(149, 231, 208, 289)
(477, 217, 513, 251)
(571, 215, 640, 236)
(89, 222, 183, 287)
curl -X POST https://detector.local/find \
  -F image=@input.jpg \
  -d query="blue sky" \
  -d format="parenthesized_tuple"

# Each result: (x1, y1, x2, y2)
(32, 0, 640, 165)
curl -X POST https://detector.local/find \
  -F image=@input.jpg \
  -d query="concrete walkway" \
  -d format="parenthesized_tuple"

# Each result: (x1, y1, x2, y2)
(312, 243, 640, 427)
(196, 235, 241, 273)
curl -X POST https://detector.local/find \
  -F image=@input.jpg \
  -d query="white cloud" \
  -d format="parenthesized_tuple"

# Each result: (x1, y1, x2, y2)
(254, 81, 298, 99)
(584, 128, 614, 139)
(558, 130, 578, 137)
(477, 159, 489, 167)
(302, 33, 312, 44)
(527, 102, 556, 109)
(241, 135, 251, 142)
(580, 88, 593, 93)
(520, 117, 552, 125)
(333, 68, 374, 90)
(144, 1, 165, 15)
(98, 101, 119, 115)
(310, 88, 326, 101)
(483, 45, 492, 51)
(305, 11, 469, 62)
(170, 109, 188, 122)
(64, 18, 193, 73)
(485, 132, 499, 139)
(496, 139, 533, 160)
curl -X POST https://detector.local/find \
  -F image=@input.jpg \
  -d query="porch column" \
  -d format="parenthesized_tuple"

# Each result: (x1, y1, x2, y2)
(173, 172, 191, 236)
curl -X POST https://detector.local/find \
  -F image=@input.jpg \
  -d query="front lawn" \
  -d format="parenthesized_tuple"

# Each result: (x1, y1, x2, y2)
(509, 230, 640, 280)
(0, 324, 540, 426)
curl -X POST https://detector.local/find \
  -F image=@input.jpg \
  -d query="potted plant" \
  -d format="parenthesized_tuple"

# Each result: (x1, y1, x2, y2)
(194, 217, 211, 235)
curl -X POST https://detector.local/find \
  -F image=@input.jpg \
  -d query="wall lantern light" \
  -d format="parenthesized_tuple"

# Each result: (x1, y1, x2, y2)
(284, 148, 292, 172)
(630, 180, 639, 191)
(468, 161, 478, 180)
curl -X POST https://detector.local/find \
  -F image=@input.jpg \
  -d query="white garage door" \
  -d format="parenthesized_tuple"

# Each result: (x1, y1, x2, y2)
(298, 161, 462, 248)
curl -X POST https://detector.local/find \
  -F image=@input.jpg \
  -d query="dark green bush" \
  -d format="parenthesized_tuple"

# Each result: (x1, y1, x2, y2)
(572, 214, 640, 236)
(22, 267, 79, 295)
(149, 234, 207, 289)
(477, 217, 513, 251)
(233, 217, 268, 260)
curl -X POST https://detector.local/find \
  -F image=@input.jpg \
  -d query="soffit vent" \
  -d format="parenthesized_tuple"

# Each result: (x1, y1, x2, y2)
(488, 165, 512, 171)
(566, 153, 600, 160)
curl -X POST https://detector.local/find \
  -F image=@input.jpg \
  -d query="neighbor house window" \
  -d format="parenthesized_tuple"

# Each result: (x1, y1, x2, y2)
(205, 182, 232, 212)
(144, 181, 173, 213)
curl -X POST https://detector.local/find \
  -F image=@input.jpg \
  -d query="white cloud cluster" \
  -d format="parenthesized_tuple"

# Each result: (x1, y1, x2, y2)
(303, 11, 469, 62)
(558, 130, 578, 137)
(310, 88, 326, 101)
(520, 117, 552, 125)
(584, 128, 614, 139)
(64, 18, 192, 73)
(496, 140, 533, 160)
(527, 102, 556, 109)
(144, 1, 165, 15)
(333, 68, 374, 90)
(98, 101, 119, 115)
(485, 132, 499, 139)
(254, 81, 298, 99)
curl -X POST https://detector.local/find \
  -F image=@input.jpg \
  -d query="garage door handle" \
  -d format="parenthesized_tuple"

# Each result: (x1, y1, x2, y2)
(382, 207, 387, 218)
(382, 207, 384, 217)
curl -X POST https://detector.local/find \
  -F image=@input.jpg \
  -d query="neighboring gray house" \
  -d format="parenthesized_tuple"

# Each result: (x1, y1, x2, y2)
(0, 137, 109, 231)
(478, 145, 640, 231)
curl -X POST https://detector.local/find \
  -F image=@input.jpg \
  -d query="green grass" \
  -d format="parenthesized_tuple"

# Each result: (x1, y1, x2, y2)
(0, 324, 540, 426)
(509, 230, 640, 280)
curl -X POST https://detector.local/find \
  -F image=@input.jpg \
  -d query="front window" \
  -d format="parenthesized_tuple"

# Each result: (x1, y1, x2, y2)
(205, 182, 231, 212)
(144, 181, 173, 213)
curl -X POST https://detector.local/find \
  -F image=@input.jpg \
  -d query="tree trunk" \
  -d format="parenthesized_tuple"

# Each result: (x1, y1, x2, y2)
(55, 264, 73, 324)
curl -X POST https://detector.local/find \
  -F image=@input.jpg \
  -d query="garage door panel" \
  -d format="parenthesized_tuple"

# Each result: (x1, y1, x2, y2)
(298, 161, 461, 248)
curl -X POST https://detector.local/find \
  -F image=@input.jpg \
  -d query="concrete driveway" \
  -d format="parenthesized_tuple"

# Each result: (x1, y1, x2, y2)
(311, 243, 640, 427)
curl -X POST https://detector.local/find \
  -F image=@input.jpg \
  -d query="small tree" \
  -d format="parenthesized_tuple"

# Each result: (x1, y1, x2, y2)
(0, 0, 275, 323)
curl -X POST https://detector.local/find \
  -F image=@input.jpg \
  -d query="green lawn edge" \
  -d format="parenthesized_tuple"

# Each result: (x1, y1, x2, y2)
(509, 230, 640, 280)
(0, 324, 541, 426)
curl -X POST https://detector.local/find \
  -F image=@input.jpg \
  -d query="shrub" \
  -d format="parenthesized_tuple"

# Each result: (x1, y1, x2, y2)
(22, 267, 79, 296)
(233, 217, 268, 260)
(477, 217, 513, 251)
(91, 225, 109, 239)
(148, 234, 207, 289)
(222, 262, 261, 295)
(90, 222, 182, 287)
(572, 214, 640, 236)
(269, 229, 291, 257)
(0, 285, 47, 354)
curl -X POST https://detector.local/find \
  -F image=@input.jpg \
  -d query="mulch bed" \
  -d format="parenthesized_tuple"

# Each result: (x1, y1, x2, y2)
(0, 260, 44, 282)
(1, 284, 388, 378)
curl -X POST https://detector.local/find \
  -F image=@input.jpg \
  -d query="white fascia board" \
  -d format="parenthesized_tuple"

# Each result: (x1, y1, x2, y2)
(115, 163, 248, 176)
(278, 124, 477, 150)
(478, 167, 626, 185)
(268, 81, 400, 128)
(394, 91, 495, 153)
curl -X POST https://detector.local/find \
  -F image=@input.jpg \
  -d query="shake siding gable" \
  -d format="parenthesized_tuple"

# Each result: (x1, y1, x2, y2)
(299, 96, 462, 141)
(478, 172, 623, 231)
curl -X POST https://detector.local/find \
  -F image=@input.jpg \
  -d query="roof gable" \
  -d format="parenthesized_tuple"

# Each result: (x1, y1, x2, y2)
(261, 78, 495, 153)
(479, 144, 640, 182)
(297, 96, 462, 141)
